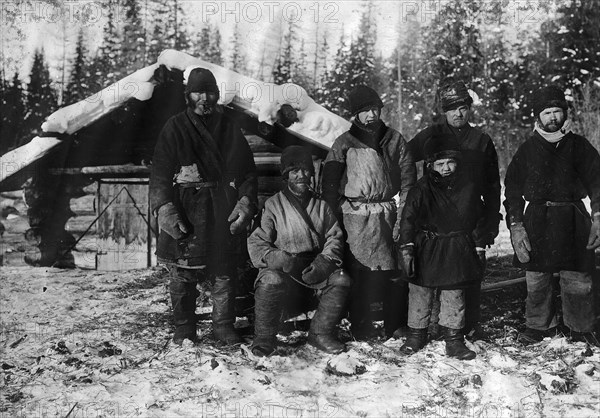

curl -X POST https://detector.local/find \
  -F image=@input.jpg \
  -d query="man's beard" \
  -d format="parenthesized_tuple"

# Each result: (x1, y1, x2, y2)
(288, 181, 310, 196)
(540, 118, 565, 133)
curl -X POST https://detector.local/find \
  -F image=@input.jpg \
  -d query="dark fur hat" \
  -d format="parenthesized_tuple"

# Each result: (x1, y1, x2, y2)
(186, 67, 219, 95)
(532, 85, 568, 117)
(438, 81, 473, 112)
(424, 133, 461, 163)
(280, 146, 314, 177)
(348, 85, 384, 116)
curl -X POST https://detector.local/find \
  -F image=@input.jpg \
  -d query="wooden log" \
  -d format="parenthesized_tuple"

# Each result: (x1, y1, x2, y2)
(481, 276, 526, 292)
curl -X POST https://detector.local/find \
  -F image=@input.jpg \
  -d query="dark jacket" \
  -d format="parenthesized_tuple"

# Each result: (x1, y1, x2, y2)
(504, 132, 600, 273)
(150, 108, 258, 267)
(399, 170, 485, 289)
(409, 122, 501, 246)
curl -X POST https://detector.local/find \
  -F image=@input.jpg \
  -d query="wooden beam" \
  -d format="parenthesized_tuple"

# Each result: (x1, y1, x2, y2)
(481, 276, 526, 292)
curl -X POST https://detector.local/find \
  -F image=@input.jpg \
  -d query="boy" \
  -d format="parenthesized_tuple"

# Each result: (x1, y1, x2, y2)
(398, 134, 489, 360)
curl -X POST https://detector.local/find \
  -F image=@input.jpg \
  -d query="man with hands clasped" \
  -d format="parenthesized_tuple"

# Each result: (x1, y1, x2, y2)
(248, 146, 351, 357)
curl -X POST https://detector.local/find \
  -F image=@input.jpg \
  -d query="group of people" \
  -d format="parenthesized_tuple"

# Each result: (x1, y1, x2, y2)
(149, 67, 600, 361)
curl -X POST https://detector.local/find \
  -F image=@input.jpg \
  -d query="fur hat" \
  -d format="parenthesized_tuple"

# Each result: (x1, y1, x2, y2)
(424, 133, 461, 163)
(185, 67, 219, 95)
(438, 81, 473, 112)
(532, 85, 568, 117)
(348, 85, 384, 115)
(280, 146, 314, 177)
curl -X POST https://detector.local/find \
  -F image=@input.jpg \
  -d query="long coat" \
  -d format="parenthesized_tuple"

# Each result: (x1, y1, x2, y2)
(247, 190, 344, 278)
(504, 132, 600, 273)
(150, 108, 258, 267)
(322, 121, 416, 271)
(409, 122, 501, 246)
(399, 171, 485, 289)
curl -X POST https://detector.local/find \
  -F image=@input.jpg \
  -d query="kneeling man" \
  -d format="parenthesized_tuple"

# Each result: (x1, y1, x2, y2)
(248, 146, 351, 356)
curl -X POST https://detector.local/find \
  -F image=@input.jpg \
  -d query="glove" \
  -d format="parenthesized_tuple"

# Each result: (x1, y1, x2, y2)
(509, 222, 531, 263)
(398, 245, 415, 278)
(228, 196, 256, 235)
(476, 248, 486, 271)
(301, 254, 338, 285)
(586, 213, 600, 250)
(264, 250, 310, 276)
(157, 202, 189, 240)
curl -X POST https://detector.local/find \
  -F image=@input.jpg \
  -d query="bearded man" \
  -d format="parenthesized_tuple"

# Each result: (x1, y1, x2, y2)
(504, 85, 600, 346)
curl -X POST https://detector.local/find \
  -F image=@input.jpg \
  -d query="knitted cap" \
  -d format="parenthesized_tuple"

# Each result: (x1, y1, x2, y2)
(185, 67, 219, 95)
(348, 85, 384, 115)
(438, 81, 473, 112)
(280, 146, 314, 177)
(532, 85, 568, 116)
(424, 133, 461, 163)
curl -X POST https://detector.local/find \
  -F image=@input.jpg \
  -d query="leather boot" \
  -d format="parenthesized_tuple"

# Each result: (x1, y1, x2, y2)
(444, 327, 476, 360)
(251, 271, 286, 356)
(211, 275, 242, 345)
(169, 280, 199, 345)
(349, 270, 377, 340)
(384, 275, 408, 339)
(399, 327, 428, 355)
(308, 271, 351, 354)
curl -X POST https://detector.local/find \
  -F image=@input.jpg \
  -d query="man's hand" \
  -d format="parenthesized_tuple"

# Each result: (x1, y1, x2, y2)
(510, 222, 531, 263)
(157, 202, 189, 240)
(398, 244, 415, 278)
(264, 250, 311, 277)
(476, 248, 486, 271)
(302, 254, 338, 285)
(228, 196, 256, 235)
(586, 213, 600, 250)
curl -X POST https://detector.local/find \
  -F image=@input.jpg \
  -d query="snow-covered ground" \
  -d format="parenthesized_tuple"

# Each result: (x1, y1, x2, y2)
(1, 191, 599, 417)
(1, 267, 599, 417)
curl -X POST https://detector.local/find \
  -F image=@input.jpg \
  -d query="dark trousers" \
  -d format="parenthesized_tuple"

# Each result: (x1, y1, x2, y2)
(348, 268, 408, 335)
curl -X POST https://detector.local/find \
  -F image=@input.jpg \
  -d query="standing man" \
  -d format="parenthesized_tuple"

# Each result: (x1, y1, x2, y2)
(408, 80, 501, 339)
(248, 146, 351, 356)
(322, 85, 416, 339)
(504, 85, 600, 346)
(150, 67, 258, 345)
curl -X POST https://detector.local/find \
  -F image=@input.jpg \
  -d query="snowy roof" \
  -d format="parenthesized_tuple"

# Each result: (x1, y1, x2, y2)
(41, 49, 349, 146)
(0, 50, 350, 190)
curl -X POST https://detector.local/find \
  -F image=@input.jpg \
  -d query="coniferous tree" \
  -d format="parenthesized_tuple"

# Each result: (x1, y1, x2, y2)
(25, 50, 58, 138)
(0, 72, 26, 153)
(272, 21, 294, 85)
(541, 0, 600, 92)
(230, 24, 247, 73)
(91, 0, 121, 89)
(193, 24, 223, 65)
(319, 31, 352, 117)
(120, 0, 147, 74)
(63, 30, 91, 106)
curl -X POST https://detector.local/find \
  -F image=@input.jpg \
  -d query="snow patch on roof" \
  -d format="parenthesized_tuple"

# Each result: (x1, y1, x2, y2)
(42, 64, 158, 134)
(36, 49, 349, 155)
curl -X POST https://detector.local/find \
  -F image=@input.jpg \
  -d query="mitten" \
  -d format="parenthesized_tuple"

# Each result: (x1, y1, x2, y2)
(398, 244, 415, 278)
(228, 196, 256, 235)
(476, 248, 486, 271)
(587, 212, 600, 250)
(264, 250, 296, 272)
(301, 254, 338, 285)
(157, 202, 189, 240)
(510, 222, 531, 263)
